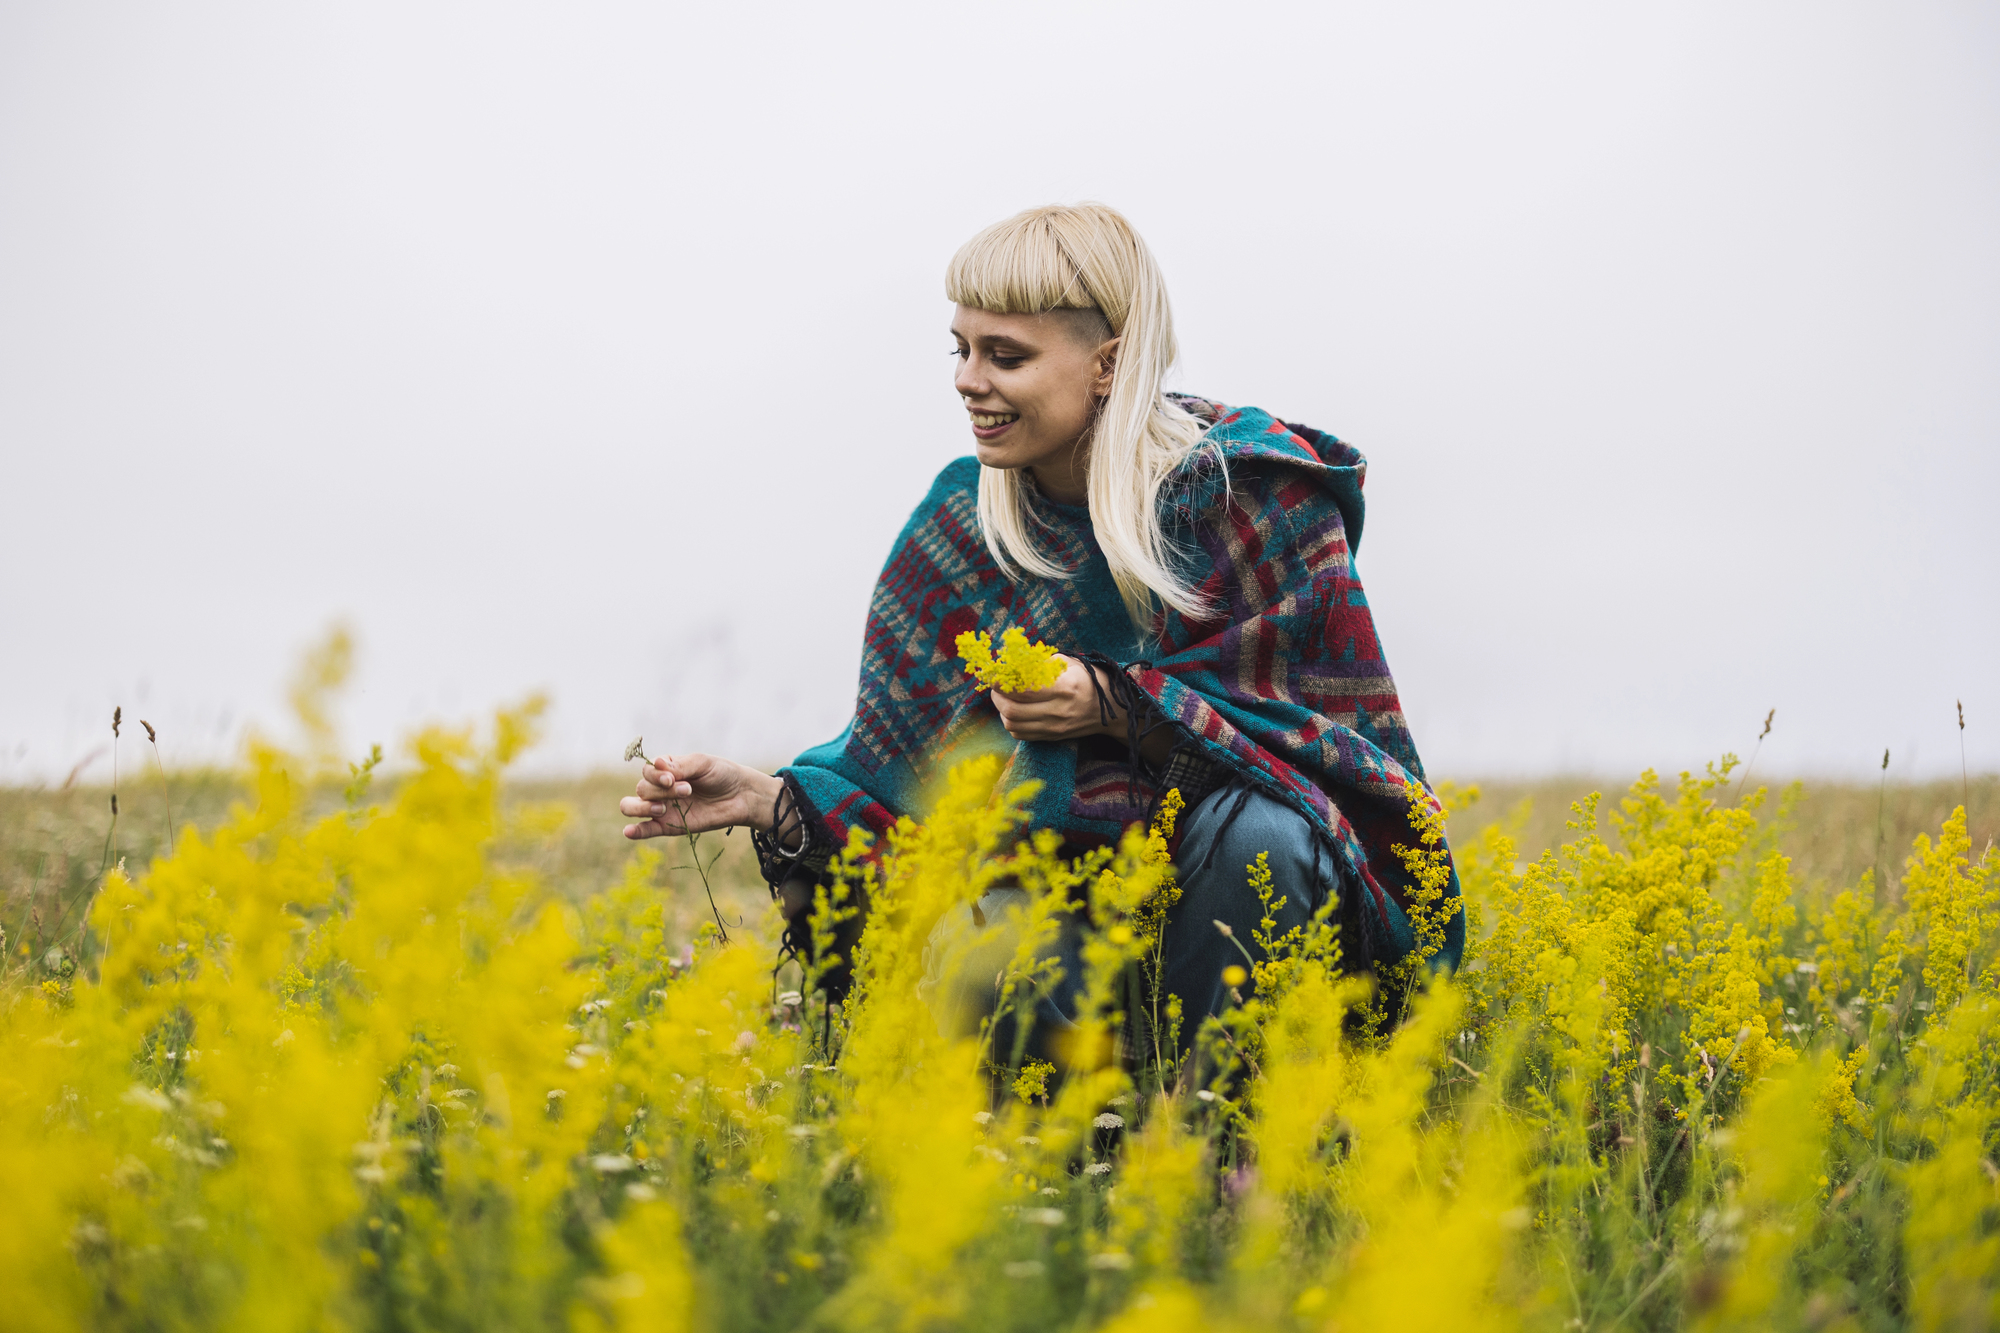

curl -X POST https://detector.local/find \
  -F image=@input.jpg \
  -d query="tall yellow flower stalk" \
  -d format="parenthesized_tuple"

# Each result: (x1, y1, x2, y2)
(826, 756, 1030, 1330)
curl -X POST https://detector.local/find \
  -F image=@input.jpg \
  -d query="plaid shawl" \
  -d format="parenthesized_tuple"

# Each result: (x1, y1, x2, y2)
(782, 396, 1462, 970)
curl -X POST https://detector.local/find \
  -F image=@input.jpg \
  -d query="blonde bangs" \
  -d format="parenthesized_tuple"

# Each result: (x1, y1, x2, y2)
(945, 209, 1102, 317)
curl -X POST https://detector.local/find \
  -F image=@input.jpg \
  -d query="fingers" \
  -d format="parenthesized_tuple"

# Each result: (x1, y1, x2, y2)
(640, 753, 724, 797)
(622, 816, 693, 839)
(637, 756, 693, 801)
(621, 796, 688, 829)
(635, 773, 693, 801)
(621, 795, 673, 819)
(995, 715, 1076, 741)
(639, 761, 692, 788)
(622, 751, 751, 837)
(991, 695, 1071, 728)
(650, 751, 720, 781)
(992, 688, 1105, 741)
(623, 792, 710, 830)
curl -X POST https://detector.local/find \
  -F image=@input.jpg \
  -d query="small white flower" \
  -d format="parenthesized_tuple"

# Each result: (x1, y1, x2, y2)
(1195, 1089, 1217, 1103)
(1092, 1112, 1125, 1130)
(733, 1031, 757, 1053)
(1107, 1094, 1131, 1106)
(624, 1182, 658, 1201)
(973, 1111, 994, 1126)
(123, 1085, 172, 1112)
(777, 990, 803, 1007)
(1039, 1186, 1059, 1197)
(786, 1123, 819, 1139)
(546, 1089, 567, 1100)
(1085, 1162, 1112, 1176)
(1021, 1207, 1065, 1226)
(1087, 1251, 1133, 1270)
(1015, 1135, 1041, 1147)
(624, 737, 646, 763)
(590, 1154, 636, 1174)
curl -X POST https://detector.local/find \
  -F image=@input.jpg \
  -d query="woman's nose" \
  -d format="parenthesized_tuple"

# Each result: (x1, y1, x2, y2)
(954, 356, 987, 400)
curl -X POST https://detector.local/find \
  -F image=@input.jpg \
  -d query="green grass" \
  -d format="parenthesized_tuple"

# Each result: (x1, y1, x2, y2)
(8, 767, 1990, 971)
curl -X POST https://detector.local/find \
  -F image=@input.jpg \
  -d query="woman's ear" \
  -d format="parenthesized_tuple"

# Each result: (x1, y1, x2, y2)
(1092, 336, 1121, 396)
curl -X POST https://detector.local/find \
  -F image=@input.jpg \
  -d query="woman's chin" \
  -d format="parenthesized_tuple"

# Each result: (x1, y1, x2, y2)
(972, 441, 1024, 469)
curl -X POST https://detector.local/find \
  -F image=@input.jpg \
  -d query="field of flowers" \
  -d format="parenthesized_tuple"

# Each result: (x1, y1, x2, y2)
(2, 691, 1996, 1331)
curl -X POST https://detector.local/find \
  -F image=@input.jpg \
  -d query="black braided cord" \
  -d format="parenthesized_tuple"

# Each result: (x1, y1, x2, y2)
(752, 772, 863, 1005)
(750, 771, 818, 895)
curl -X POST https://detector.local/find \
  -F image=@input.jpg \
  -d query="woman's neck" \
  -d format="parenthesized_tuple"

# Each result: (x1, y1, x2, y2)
(1029, 441, 1090, 505)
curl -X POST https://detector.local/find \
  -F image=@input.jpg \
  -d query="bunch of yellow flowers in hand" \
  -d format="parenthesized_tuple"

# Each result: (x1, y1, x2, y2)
(955, 626, 1065, 693)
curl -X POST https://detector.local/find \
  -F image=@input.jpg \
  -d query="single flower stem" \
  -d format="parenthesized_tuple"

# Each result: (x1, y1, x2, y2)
(97, 713, 121, 881)
(674, 798, 729, 944)
(1212, 919, 1258, 970)
(148, 736, 177, 849)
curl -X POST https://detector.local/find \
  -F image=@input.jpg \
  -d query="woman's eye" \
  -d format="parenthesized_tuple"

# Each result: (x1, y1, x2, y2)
(950, 346, 968, 359)
(992, 356, 1023, 369)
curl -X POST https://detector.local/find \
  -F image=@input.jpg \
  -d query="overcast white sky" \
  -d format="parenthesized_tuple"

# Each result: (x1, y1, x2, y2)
(2, 2, 1995, 787)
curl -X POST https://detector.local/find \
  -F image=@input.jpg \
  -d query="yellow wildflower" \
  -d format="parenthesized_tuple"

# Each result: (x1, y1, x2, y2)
(1012, 1060, 1055, 1105)
(955, 626, 1065, 693)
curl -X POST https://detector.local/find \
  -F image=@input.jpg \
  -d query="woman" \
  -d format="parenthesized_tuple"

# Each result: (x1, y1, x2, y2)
(621, 203, 1460, 1040)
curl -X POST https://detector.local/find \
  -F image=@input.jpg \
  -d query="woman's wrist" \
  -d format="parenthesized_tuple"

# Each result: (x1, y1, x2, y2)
(744, 764, 804, 856)
(742, 769, 786, 833)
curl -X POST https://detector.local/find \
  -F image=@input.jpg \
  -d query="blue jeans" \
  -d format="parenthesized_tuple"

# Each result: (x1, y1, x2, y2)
(921, 784, 1419, 1064)
(1166, 783, 1416, 1024)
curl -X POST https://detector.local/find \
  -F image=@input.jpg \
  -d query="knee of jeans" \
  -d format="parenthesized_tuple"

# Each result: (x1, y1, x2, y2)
(1184, 789, 1324, 907)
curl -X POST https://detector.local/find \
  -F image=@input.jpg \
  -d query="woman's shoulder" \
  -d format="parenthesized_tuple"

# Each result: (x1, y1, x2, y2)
(879, 455, 986, 553)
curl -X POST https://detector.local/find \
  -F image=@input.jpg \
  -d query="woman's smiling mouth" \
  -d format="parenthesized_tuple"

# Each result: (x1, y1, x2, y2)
(969, 410, 1019, 439)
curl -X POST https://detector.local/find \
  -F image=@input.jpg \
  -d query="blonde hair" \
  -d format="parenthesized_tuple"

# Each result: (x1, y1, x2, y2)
(946, 203, 1217, 634)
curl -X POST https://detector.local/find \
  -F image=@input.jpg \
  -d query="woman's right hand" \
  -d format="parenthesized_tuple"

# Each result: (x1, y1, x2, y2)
(620, 752, 782, 840)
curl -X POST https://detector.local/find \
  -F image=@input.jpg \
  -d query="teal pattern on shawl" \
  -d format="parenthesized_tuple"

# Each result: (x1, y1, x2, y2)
(780, 398, 1462, 971)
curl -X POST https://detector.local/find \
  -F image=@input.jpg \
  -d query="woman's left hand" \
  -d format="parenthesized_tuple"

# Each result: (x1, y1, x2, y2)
(989, 655, 1119, 742)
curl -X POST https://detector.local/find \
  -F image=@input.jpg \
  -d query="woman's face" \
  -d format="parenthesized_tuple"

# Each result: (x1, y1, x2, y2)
(951, 305, 1116, 502)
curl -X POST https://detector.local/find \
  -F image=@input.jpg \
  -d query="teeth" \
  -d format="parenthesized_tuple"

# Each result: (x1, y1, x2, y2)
(972, 413, 1019, 428)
